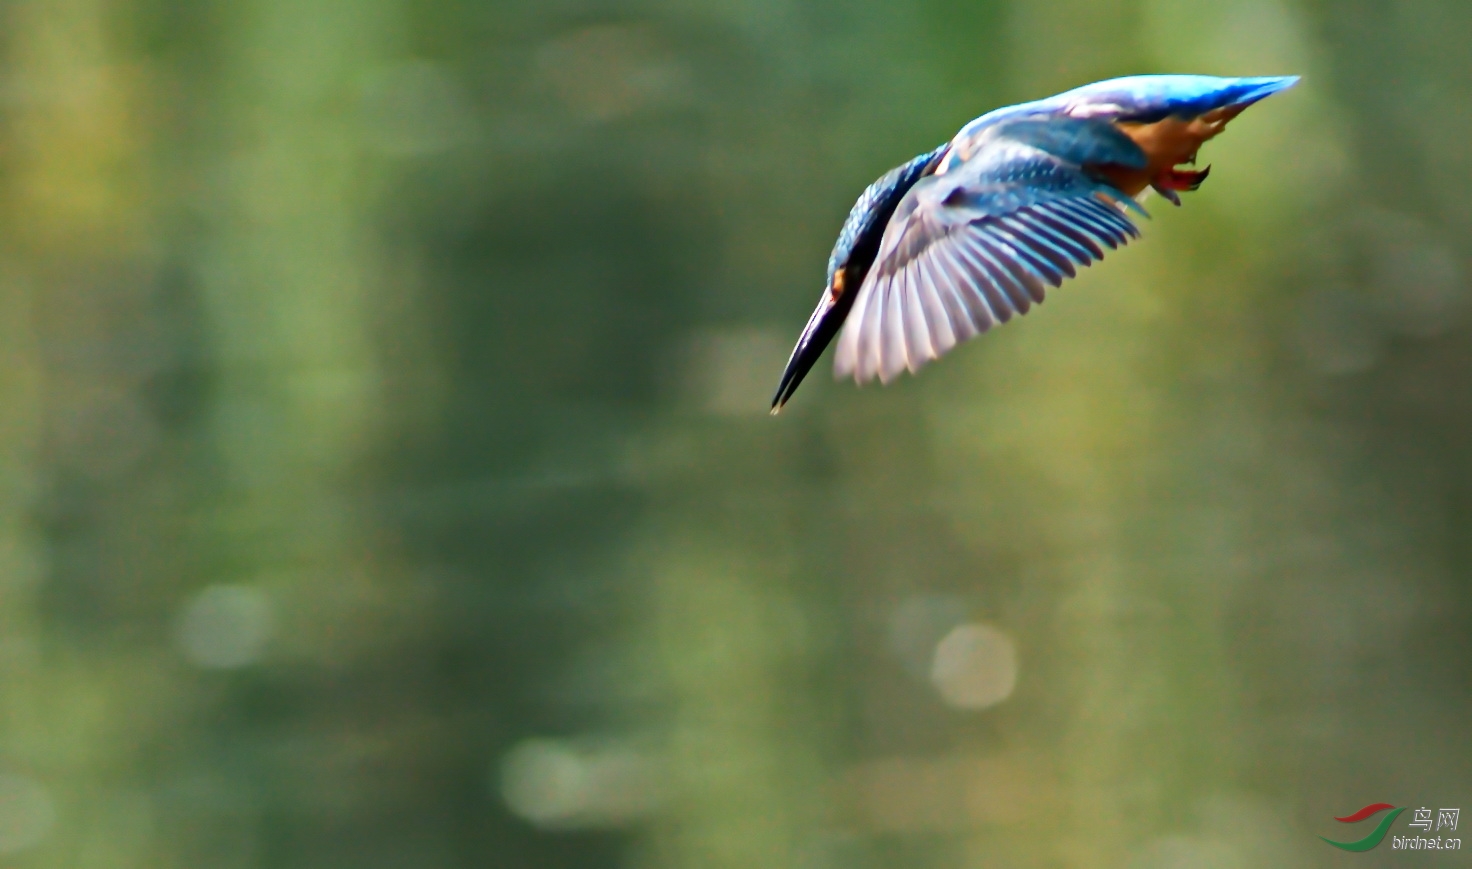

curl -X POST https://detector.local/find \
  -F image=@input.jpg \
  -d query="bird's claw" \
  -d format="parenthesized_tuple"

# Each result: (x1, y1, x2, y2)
(1152, 164, 1211, 204)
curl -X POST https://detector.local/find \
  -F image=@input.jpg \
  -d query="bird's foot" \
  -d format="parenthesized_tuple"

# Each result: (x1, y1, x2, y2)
(1156, 164, 1210, 190)
(1151, 164, 1210, 206)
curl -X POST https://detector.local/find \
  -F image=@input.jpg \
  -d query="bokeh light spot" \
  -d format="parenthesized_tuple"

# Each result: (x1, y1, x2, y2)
(175, 585, 273, 670)
(930, 623, 1018, 710)
(499, 738, 656, 829)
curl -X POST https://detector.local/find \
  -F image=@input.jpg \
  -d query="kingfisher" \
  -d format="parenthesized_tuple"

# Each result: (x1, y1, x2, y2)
(770, 74, 1299, 413)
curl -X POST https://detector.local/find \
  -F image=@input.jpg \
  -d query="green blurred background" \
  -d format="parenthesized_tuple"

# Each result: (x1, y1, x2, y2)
(0, 0, 1468, 866)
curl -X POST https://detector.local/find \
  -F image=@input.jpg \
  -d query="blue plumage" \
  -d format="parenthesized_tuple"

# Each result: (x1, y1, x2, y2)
(987, 116, 1148, 170)
(961, 74, 1298, 129)
(1060, 74, 1300, 121)
(825, 145, 948, 286)
(771, 74, 1298, 411)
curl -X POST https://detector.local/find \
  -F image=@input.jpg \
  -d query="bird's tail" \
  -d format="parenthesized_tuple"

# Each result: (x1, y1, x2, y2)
(1227, 75, 1300, 107)
(1195, 75, 1300, 119)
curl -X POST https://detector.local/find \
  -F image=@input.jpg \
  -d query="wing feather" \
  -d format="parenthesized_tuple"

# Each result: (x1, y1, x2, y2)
(914, 258, 958, 356)
(880, 273, 907, 382)
(1028, 208, 1106, 258)
(901, 268, 934, 370)
(836, 134, 1143, 384)
(925, 247, 981, 342)
(1052, 200, 1129, 246)
(1015, 211, 1099, 263)
(960, 236, 1027, 319)
(983, 233, 1054, 304)
(993, 227, 1067, 287)
(998, 218, 1078, 279)
(931, 243, 996, 334)
(861, 271, 886, 383)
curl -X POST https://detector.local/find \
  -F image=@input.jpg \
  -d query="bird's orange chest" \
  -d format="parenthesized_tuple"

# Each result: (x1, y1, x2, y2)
(1094, 105, 1245, 195)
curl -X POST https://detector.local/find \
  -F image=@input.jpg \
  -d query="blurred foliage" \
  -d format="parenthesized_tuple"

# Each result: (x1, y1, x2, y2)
(0, 0, 1469, 866)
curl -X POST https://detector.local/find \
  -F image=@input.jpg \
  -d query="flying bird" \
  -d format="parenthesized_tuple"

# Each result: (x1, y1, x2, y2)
(770, 74, 1298, 413)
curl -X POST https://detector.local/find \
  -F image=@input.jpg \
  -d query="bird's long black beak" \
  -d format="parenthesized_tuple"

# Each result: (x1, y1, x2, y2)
(770, 279, 858, 414)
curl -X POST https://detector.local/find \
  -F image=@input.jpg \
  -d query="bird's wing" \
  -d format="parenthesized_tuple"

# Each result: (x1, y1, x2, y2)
(833, 120, 1147, 384)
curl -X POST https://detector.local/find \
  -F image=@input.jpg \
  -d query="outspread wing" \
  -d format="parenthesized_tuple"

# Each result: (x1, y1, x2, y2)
(833, 130, 1146, 385)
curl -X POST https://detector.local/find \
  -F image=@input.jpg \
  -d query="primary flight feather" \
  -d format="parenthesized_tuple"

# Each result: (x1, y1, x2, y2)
(770, 74, 1298, 413)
